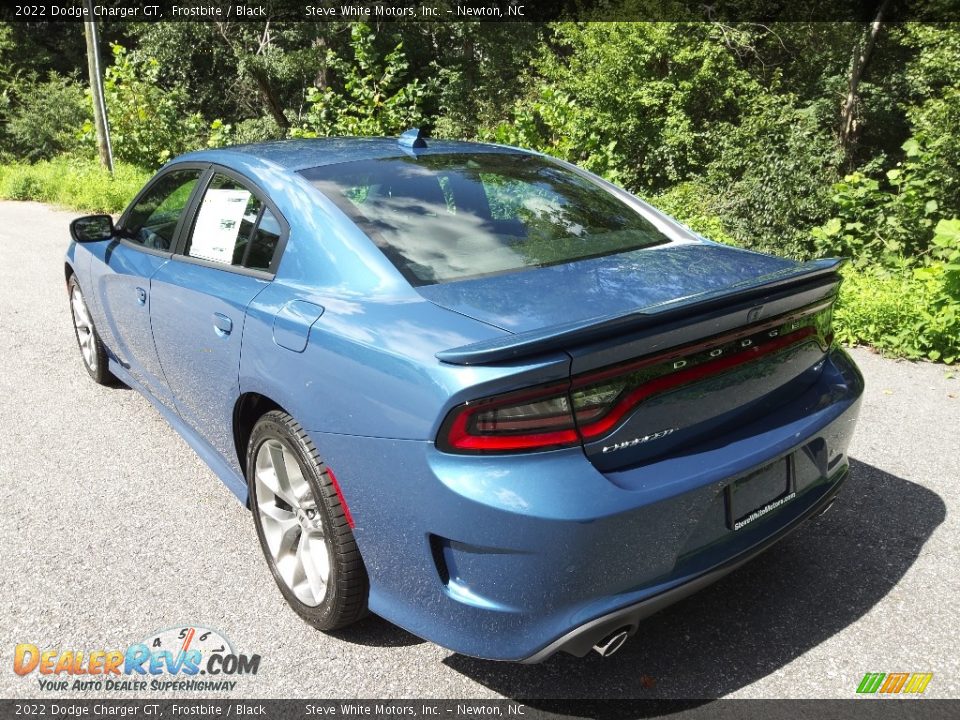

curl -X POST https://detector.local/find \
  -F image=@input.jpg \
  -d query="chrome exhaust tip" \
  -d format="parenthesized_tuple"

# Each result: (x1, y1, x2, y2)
(817, 497, 838, 518)
(592, 628, 630, 658)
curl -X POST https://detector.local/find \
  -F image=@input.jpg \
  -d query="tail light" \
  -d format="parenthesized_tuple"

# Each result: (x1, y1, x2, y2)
(439, 383, 580, 453)
(438, 302, 834, 454)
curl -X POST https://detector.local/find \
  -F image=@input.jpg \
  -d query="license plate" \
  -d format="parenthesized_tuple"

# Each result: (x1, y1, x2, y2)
(727, 459, 792, 531)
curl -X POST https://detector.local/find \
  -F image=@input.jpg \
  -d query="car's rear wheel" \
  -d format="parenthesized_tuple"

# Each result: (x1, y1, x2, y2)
(68, 275, 114, 385)
(247, 410, 368, 630)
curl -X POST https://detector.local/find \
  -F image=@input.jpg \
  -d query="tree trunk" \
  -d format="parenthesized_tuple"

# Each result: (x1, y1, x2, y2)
(216, 21, 290, 132)
(313, 36, 329, 90)
(252, 69, 290, 131)
(839, 0, 890, 156)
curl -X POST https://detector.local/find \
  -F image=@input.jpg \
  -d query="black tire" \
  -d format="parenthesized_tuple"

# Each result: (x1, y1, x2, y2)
(68, 274, 115, 386)
(247, 410, 368, 630)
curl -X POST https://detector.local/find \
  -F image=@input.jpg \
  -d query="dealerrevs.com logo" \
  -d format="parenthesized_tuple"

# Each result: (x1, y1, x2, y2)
(13, 626, 260, 692)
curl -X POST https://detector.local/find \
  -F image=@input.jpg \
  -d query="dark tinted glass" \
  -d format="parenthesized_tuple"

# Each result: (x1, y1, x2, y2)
(300, 153, 670, 285)
(245, 209, 281, 271)
(123, 169, 202, 250)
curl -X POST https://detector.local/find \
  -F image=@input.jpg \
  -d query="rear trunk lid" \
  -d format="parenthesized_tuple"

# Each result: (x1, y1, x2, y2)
(428, 242, 842, 472)
(417, 242, 798, 333)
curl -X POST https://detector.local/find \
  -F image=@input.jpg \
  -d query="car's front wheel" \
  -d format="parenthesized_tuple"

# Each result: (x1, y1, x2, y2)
(247, 410, 368, 630)
(68, 275, 114, 385)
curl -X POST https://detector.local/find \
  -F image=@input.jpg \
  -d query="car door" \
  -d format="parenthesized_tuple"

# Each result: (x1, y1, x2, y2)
(86, 166, 206, 409)
(149, 168, 287, 473)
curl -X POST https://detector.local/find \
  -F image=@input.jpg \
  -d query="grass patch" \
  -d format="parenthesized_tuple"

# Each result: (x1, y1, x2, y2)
(0, 156, 150, 214)
(835, 263, 959, 364)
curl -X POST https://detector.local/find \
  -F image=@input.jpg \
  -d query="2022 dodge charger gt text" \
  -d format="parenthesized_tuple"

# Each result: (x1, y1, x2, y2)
(65, 130, 863, 662)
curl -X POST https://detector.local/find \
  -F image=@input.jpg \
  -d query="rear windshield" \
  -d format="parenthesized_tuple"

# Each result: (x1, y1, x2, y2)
(300, 153, 670, 286)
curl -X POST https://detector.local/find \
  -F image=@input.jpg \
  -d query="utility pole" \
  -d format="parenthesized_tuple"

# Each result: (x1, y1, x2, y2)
(83, 0, 113, 173)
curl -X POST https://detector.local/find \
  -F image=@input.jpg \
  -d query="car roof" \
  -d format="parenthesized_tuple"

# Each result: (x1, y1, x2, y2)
(176, 136, 527, 173)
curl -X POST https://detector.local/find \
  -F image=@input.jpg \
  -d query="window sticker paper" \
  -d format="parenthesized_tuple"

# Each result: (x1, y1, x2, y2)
(191, 189, 252, 264)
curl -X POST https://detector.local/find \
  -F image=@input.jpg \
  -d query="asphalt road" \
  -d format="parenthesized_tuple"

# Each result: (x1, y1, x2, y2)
(0, 199, 958, 701)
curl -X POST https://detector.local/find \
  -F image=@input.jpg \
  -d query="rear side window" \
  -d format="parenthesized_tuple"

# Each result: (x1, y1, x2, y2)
(300, 153, 670, 285)
(122, 169, 202, 251)
(244, 209, 282, 271)
(184, 173, 282, 272)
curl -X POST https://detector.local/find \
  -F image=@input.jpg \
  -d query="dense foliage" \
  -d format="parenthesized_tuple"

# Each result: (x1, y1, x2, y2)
(0, 18, 957, 362)
(295, 24, 429, 138)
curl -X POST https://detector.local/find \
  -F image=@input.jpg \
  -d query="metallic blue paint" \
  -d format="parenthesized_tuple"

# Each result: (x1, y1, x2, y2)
(418, 243, 797, 333)
(272, 300, 324, 352)
(150, 259, 270, 474)
(86, 240, 178, 411)
(65, 137, 863, 661)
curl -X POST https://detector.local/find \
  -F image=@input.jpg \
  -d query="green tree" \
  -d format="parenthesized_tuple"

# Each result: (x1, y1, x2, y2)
(706, 94, 842, 258)
(128, 21, 347, 135)
(90, 44, 207, 168)
(297, 24, 430, 138)
(5, 73, 90, 162)
(511, 23, 762, 191)
(421, 22, 542, 139)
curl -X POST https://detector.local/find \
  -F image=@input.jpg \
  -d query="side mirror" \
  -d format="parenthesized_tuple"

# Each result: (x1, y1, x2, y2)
(70, 214, 114, 243)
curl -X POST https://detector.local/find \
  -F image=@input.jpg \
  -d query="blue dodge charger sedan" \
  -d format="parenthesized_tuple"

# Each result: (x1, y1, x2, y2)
(65, 131, 863, 661)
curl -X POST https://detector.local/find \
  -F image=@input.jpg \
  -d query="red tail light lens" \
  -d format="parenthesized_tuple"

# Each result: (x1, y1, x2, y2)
(438, 383, 580, 453)
(439, 302, 833, 454)
(570, 326, 819, 440)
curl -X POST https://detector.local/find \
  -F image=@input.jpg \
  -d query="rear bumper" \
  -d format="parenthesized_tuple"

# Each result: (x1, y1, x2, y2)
(309, 347, 864, 661)
(521, 467, 847, 662)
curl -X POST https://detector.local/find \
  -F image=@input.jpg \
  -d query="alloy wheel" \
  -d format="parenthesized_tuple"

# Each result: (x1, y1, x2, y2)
(254, 438, 330, 606)
(70, 285, 97, 372)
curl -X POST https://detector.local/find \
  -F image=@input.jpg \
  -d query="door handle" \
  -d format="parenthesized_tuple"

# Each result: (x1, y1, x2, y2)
(135, 287, 147, 305)
(213, 312, 233, 337)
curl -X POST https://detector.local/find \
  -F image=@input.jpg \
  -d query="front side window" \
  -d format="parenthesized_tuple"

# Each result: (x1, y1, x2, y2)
(184, 173, 281, 272)
(300, 153, 671, 285)
(122, 169, 203, 251)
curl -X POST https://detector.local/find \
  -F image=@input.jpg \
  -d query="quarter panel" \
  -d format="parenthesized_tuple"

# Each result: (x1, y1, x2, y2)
(65, 241, 91, 303)
(238, 281, 569, 442)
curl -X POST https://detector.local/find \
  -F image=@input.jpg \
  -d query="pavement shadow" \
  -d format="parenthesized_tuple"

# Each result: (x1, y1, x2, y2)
(441, 458, 945, 703)
(329, 612, 426, 649)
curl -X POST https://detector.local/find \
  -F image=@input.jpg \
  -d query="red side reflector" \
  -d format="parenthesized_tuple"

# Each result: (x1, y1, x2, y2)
(325, 466, 355, 529)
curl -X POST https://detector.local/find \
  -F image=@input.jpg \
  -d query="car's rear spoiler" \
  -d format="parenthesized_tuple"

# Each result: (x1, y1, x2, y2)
(436, 258, 845, 366)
